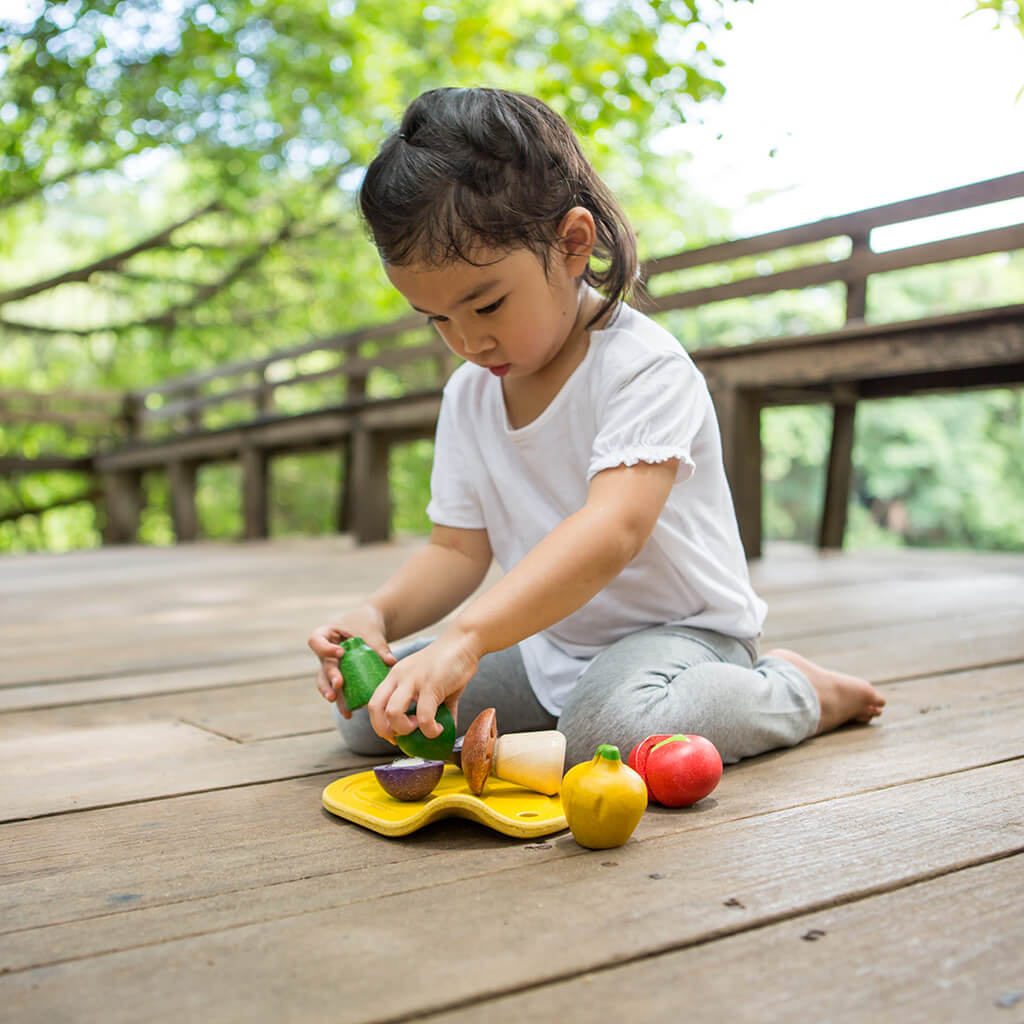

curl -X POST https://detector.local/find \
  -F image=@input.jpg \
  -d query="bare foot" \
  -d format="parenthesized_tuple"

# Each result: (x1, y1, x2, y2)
(765, 648, 886, 735)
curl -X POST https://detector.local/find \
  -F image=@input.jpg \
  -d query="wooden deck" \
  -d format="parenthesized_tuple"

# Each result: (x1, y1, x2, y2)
(2, 538, 1023, 1022)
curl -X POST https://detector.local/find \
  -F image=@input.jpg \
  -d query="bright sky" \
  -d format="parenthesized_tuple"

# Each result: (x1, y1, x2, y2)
(661, 0, 1024, 241)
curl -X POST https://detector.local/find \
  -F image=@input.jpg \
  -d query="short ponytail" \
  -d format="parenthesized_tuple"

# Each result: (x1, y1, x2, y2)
(359, 88, 638, 327)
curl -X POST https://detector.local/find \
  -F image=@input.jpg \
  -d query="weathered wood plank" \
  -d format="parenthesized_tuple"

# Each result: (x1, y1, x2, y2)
(3, 561, 1017, 700)
(0, 722, 363, 822)
(422, 855, 1024, 1024)
(2, 761, 1021, 1022)
(2, 662, 1021, 970)
(0, 653, 313, 709)
(771, 604, 1024, 682)
(0, 667, 322, 725)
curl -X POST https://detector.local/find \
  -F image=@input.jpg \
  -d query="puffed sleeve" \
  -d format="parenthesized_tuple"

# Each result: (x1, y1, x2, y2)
(425, 391, 486, 529)
(586, 349, 707, 485)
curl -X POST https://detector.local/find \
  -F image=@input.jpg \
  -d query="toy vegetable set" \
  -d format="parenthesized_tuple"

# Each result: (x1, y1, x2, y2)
(322, 637, 723, 849)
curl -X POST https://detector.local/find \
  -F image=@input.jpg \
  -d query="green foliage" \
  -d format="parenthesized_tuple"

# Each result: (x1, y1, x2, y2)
(390, 441, 433, 535)
(1, 0, 1022, 555)
(760, 252, 1024, 551)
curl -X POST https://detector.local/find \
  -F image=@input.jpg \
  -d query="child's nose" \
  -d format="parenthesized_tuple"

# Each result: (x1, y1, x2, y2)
(460, 326, 494, 355)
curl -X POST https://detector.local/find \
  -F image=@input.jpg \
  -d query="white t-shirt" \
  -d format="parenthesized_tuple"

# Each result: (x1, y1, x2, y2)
(426, 300, 766, 714)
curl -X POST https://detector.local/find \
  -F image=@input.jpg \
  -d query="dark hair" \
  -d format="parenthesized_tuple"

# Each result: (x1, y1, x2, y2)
(359, 87, 638, 328)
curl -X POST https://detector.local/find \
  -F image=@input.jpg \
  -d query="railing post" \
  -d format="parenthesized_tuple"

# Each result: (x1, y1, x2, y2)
(710, 382, 763, 559)
(348, 425, 391, 545)
(120, 392, 144, 441)
(819, 232, 870, 550)
(184, 386, 202, 433)
(336, 367, 369, 535)
(258, 368, 274, 416)
(240, 446, 269, 539)
(168, 459, 200, 542)
(101, 470, 143, 544)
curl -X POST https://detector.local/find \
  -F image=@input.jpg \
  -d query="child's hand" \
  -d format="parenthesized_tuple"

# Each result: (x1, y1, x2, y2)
(367, 631, 480, 742)
(307, 608, 396, 718)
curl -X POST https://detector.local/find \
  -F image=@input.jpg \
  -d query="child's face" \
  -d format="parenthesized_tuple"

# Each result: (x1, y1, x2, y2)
(386, 243, 585, 384)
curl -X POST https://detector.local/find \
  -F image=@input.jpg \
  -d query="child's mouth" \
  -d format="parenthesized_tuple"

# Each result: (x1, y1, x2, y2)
(488, 364, 511, 377)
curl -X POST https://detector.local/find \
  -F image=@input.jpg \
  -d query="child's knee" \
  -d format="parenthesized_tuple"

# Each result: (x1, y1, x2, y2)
(558, 693, 653, 770)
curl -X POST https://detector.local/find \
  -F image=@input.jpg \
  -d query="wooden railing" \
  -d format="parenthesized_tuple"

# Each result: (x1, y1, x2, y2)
(3, 171, 1023, 552)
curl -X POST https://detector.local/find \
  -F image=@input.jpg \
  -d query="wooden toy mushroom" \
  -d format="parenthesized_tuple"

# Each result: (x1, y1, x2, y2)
(459, 708, 567, 796)
(461, 707, 498, 795)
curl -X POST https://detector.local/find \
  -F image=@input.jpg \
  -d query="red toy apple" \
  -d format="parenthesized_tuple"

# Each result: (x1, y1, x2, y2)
(627, 734, 671, 799)
(627, 734, 722, 807)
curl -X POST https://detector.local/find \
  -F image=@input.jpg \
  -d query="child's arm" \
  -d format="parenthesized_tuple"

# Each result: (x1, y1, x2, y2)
(308, 525, 492, 715)
(367, 459, 679, 740)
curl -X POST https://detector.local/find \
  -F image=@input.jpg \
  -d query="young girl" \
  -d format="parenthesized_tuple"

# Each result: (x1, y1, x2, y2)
(309, 87, 884, 770)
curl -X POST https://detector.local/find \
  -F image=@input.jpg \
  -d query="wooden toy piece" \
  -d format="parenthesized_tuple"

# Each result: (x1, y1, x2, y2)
(373, 758, 445, 801)
(562, 744, 647, 849)
(461, 707, 498, 795)
(627, 733, 723, 807)
(395, 702, 456, 762)
(338, 636, 389, 710)
(322, 765, 567, 838)
(492, 729, 566, 796)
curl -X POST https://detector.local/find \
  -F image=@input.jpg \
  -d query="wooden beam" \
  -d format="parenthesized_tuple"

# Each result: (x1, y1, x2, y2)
(648, 223, 1024, 314)
(0, 455, 93, 474)
(167, 460, 200, 542)
(818, 402, 857, 551)
(132, 314, 427, 400)
(348, 428, 392, 545)
(641, 170, 1024, 279)
(710, 385, 762, 559)
(817, 235, 869, 552)
(692, 312, 1024, 390)
(240, 447, 269, 540)
(100, 470, 143, 544)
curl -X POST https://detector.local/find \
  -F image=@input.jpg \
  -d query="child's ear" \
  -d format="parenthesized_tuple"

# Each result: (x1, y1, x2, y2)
(557, 206, 596, 277)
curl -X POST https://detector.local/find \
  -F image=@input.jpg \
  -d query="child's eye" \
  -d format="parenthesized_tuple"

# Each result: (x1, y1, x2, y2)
(476, 297, 505, 316)
(427, 314, 449, 324)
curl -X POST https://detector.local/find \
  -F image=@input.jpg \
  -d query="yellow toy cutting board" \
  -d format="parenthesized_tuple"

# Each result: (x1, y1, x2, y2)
(322, 765, 567, 838)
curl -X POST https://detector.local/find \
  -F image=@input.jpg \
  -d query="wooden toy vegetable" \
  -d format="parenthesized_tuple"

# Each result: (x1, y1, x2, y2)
(396, 703, 456, 762)
(373, 758, 445, 801)
(561, 744, 647, 849)
(461, 707, 498, 794)
(458, 708, 567, 796)
(336, 636, 455, 763)
(627, 733, 723, 807)
(338, 636, 389, 710)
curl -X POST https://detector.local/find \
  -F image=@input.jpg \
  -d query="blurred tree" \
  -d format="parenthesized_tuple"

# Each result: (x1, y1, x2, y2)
(0, 0, 738, 378)
(0, 0, 745, 549)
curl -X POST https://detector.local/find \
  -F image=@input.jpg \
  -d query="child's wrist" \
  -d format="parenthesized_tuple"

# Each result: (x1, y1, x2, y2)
(443, 617, 487, 665)
(353, 601, 388, 639)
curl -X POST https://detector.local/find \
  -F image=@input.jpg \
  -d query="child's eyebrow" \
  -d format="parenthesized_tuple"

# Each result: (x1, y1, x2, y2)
(410, 279, 502, 315)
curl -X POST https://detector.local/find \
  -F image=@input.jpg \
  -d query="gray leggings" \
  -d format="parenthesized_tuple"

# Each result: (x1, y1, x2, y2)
(334, 624, 820, 769)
